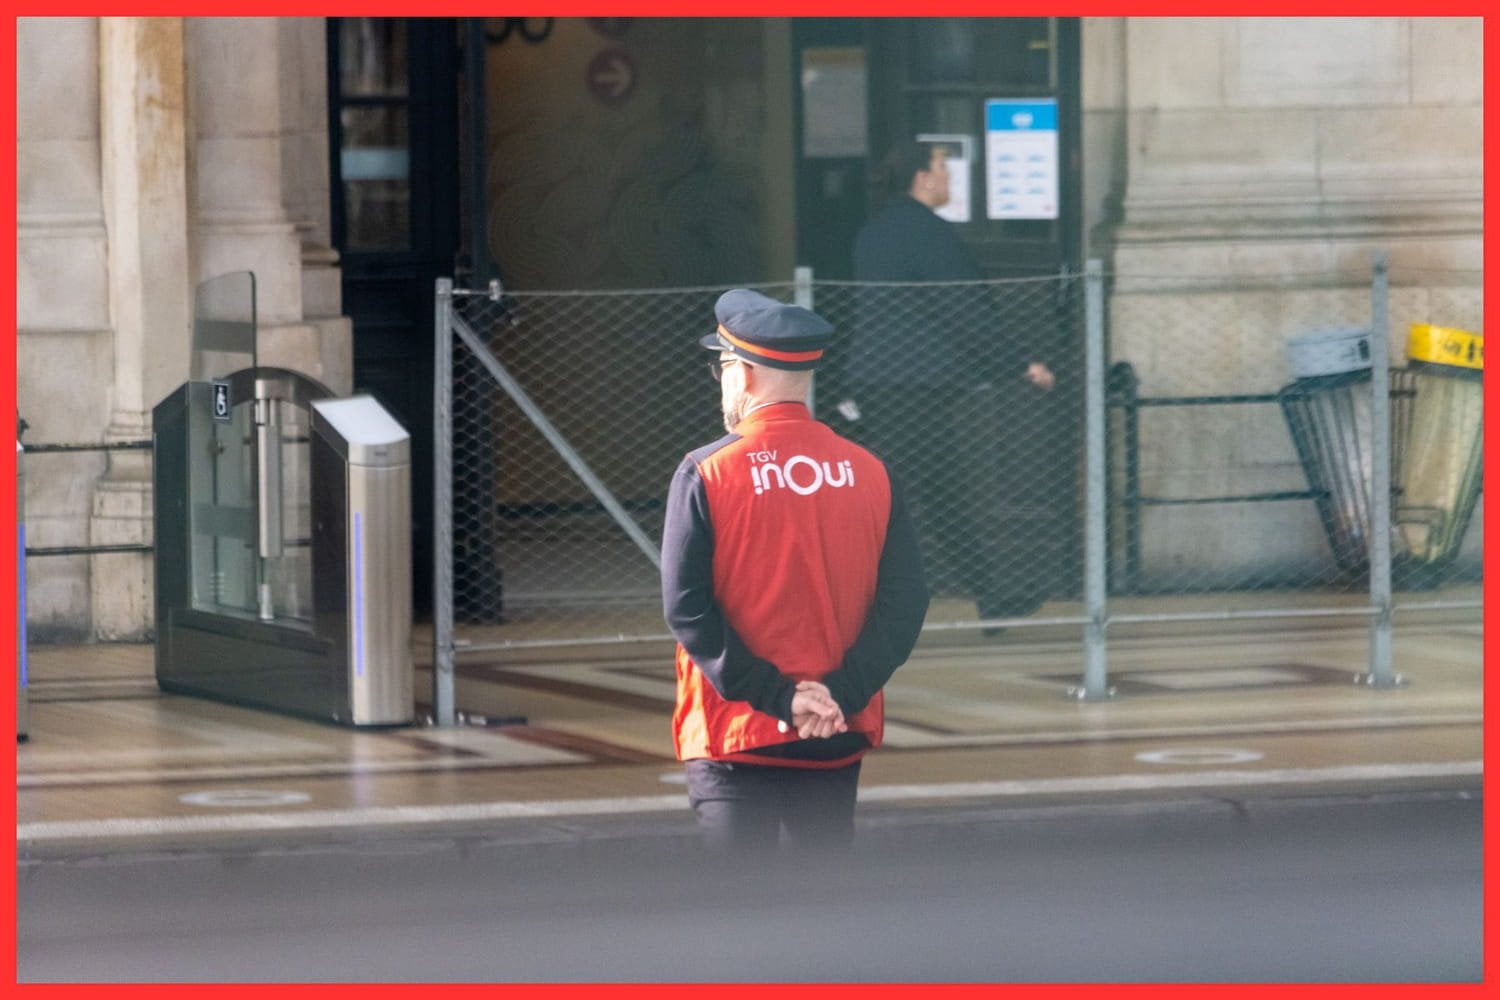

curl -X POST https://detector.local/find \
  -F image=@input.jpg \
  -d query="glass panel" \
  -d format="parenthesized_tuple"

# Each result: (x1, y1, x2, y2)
(188, 272, 259, 616)
(342, 105, 410, 155)
(340, 18, 408, 97)
(186, 389, 319, 627)
(908, 94, 975, 137)
(909, 19, 974, 84)
(975, 18, 1053, 90)
(189, 388, 259, 617)
(342, 105, 411, 251)
(267, 400, 315, 624)
(989, 219, 1054, 242)
(801, 47, 868, 158)
(191, 271, 255, 382)
(343, 180, 411, 251)
(186, 276, 316, 628)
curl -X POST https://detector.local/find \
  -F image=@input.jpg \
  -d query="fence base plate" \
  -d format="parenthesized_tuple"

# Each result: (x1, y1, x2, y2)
(1065, 685, 1119, 702)
(1353, 672, 1409, 690)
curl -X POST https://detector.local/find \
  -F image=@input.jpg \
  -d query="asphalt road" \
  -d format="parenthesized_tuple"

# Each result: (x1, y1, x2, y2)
(17, 792, 1482, 983)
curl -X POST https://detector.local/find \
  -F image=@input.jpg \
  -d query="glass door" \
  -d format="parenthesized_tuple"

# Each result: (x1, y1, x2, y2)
(869, 16, 1081, 275)
(328, 17, 461, 615)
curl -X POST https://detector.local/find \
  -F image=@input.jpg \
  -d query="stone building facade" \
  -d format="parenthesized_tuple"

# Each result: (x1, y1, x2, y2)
(18, 18, 350, 639)
(14, 17, 1482, 639)
(1095, 18, 1482, 585)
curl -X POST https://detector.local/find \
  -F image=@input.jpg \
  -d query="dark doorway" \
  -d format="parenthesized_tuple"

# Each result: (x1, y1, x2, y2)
(795, 18, 1083, 280)
(795, 18, 1086, 611)
(792, 18, 869, 281)
(866, 17, 1083, 276)
(328, 18, 461, 614)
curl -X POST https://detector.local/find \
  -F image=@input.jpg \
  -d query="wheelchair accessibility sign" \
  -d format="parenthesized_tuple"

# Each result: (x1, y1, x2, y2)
(211, 380, 232, 422)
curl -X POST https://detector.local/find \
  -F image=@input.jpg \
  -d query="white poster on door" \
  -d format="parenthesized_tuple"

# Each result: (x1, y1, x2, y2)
(984, 98, 1058, 220)
(801, 48, 868, 158)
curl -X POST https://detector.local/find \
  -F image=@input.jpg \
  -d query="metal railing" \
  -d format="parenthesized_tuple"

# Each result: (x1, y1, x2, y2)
(429, 257, 1482, 723)
(18, 256, 1481, 701)
(19, 439, 154, 558)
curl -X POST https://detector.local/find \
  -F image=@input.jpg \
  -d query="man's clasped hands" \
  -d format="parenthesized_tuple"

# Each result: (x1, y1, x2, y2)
(788, 680, 848, 739)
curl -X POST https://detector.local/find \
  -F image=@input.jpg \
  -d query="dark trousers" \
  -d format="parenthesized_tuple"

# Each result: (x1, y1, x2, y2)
(853, 382, 1059, 617)
(683, 759, 862, 853)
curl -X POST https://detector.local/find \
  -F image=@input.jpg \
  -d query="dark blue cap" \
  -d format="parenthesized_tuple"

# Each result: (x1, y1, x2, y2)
(699, 288, 833, 371)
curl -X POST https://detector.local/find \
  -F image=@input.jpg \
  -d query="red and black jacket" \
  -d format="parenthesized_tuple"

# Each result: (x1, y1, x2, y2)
(661, 402, 928, 767)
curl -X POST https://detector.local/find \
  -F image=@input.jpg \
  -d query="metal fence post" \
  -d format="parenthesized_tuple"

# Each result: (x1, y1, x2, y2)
(17, 439, 28, 741)
(1363, 252, 1401, 689)
(795, 266, 816, 416)
(793, 265, 814, 309)
(432, 278, 457, 725)
(1072, 259, 1114, 701)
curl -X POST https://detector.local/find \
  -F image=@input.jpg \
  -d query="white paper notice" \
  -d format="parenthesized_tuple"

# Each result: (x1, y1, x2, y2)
(801, 48, 868, 158)
(984, 99, 1059, 220)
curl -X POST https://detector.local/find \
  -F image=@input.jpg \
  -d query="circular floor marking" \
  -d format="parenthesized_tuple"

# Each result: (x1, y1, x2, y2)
(1135, 748, 1264, 766)
(178, 790, 312, 808)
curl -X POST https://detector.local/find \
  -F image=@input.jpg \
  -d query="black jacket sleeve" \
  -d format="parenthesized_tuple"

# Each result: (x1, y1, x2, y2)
(818, 471, 930, 717)
(659, 456, 798, 723)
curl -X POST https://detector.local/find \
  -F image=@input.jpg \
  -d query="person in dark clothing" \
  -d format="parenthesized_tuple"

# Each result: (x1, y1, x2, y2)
(661, 289, 929, 853)
(842, 140, 1055, 624)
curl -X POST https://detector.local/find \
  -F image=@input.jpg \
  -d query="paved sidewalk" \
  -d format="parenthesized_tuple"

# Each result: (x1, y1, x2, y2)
(15, 601, 1484, 855)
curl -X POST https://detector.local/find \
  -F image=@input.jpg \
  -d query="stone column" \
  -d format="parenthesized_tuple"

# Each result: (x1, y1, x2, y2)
(17, 16, 113, 640)
(91, 17, 193, 639)
(280, 17, 352, 394)
(188, 17, 350, 393)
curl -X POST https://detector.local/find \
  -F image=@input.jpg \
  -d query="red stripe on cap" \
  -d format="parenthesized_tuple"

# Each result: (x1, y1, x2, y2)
(717, 325, 824, 364)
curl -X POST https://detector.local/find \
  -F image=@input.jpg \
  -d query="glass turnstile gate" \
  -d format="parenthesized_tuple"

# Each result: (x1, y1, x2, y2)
(152, 273, 413, 725)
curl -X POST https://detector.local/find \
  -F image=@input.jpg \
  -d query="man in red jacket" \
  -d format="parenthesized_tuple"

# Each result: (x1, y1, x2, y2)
(660, 288, 929, 852)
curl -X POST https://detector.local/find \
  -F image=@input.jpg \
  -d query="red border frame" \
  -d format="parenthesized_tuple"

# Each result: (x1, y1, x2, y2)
(5, 9, 1491, 993)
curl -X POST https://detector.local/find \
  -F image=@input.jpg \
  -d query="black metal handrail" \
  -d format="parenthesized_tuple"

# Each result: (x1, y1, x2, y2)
(20, 438, 154, 558)
(21, 439, 151, 454)
(1107, 363, 1322, 594)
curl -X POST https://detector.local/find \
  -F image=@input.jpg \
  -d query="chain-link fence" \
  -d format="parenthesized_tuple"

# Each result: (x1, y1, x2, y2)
(432, 259, 1482, 717)
(438, 281, 797, 646)
(15, 256, 1478, 699)
(1107, 264, 1482, 599)
(811, 273, 1085, 630)
(437, 272, 1088, 648)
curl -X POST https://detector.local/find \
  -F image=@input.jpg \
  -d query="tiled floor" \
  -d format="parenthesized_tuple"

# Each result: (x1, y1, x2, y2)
(15, 597, 1484, 851)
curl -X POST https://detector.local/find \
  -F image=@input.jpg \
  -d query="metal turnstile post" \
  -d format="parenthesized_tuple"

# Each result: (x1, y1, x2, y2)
(155, 272, 417, 726)
(311, 396, 413, 725)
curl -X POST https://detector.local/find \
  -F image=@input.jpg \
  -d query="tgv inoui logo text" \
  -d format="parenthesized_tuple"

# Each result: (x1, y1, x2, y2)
(748, 451, 856, 496)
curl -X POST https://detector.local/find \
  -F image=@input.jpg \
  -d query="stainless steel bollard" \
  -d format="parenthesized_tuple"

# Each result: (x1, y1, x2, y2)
(311, 396, 414, 725)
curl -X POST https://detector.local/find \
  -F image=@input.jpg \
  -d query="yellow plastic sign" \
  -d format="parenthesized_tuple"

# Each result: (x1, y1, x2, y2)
(1407, 324, 1483, 371)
